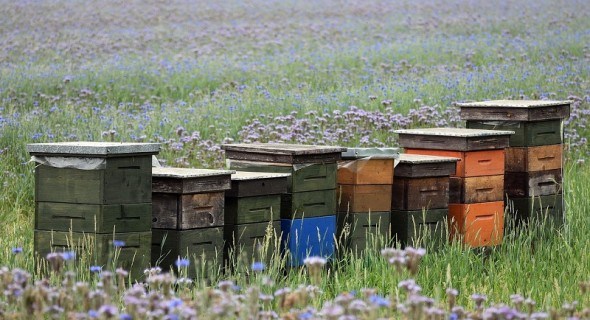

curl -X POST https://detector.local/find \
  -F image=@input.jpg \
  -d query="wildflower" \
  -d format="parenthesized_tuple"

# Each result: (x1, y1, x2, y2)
(99, 304, 119, 317)
(369, 294, 391, 307)
(90, 265, 102, 273)
(119, 314, 132, 320)
(61, 251, 76, 260)
(11, 247, 23, 254)
(471, 293, 487, 308)
(447, 288, 459, 309)
(113, 240, 126, 247)
(175, 257, 190, 268)
(251, 261, 265, 272)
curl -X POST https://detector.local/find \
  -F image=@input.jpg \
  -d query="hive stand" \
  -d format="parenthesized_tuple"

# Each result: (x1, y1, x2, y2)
(336, 148, 399, 252)
(151, 167, 233, 277)
(458, 100, 570, 227)
(223, 143, 346, 266)
(391, 154, 458, 249)
(224, 171, 289, 267)
(395, 128, 513, 247)
(27, 142, 160, 279)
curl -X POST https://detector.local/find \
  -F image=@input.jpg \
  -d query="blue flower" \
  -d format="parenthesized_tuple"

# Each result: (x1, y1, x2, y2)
(167, 298, 183, 308)
(369, 294, 391, 307)
(113, 240, 126, 247)
(298, 311, 314, 319)
(61, 251, 76, 260)
(11, 247, 23, 254)
(90, 265, 102, 273)
(119, 314, 132, 320)
(88, 310, 98, 318)
(251, 261, 265, 272)
(175, 258, 190, 268)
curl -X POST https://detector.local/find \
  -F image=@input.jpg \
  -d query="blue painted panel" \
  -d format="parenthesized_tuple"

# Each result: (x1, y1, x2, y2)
(281, 215, 336, 267)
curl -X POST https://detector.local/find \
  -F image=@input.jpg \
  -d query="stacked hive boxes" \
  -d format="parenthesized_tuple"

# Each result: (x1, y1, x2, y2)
(395, 128, 513, 247)
(151, 168, 233, 276)
(222, 143, 346, 267)
(224, 171, 289, 266)
(27, 142, 160, 279)
(336, 148, 399, 252)
(391, 154, 458, 248)
(459, 100, 571, 226)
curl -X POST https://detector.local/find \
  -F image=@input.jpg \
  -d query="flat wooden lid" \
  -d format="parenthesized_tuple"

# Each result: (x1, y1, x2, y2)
(394, 128, 514, 137)
(231, 171, 291, 181)
(222, 143, 346, 155)
(397, 154, 459, 163)
(26, 142, 161, 156)
(456, 100, 571, 108)
(341, 147, 400, 159)
(152, 167, 234, 178)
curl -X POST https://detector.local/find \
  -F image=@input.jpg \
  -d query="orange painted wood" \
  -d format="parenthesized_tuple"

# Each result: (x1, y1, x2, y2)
(448, 201, 504, 247)
(505, 144, 563, 172)
(405, 149, 505, 177)
(338, 184, 392, 213)
(337, 159, 395, 185)
(449, 175, 504, 204)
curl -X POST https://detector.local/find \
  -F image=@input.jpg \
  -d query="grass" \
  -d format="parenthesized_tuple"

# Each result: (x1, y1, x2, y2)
(0, 0, 590, 316)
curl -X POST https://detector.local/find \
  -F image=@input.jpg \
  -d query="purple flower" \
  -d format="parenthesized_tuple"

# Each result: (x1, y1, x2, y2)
(175, 257, 190, 268)
(119, 314, 132, 320)
(369, 294, 391, 307)
(90, 265, 102, 273)
(11, 247, 23, 254)
(61, 251, 76, 260)
(113, 240, 126, 247)
(251, 261, 265, 272)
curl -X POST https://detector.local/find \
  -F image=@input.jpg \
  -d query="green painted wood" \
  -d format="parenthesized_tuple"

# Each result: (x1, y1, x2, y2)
(281, 189, 337, 219)
(225, 195, 281, 224)
(229, 160, 337, 193)
(152, 192, 225, 229)
(226, 172, 289, 197)
(36, 156, 152, 204)
(337, 211, 391, 252)
(467, 120, 562, 147)
(36, 202, 151, 233)
(508, 194, 564, 227)
(152, 227, 224, 275)
(34, 230, 151, 280)
(391, 209, 447, 249)
(224, 221, 280, 266)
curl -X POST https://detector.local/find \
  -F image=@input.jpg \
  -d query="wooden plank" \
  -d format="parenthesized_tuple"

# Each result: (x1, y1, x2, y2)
(152, 192, 225, 229)
(508, 194, 564, 227)
(504, 169, 563, 197)
(448, 201, 504, 247)
(27, 142, 160, 157)
(281, 215, 336, 267)
(391, 209, 447, 249)
(222, 143, 346, 164)
(505, 145, 563, 172)
(229, 160, 337, 193)
(226, 171, 289, 197)
(103, 156, 152, 204)
(151, 168, 232, 193)
(36, 202, 151, 233)
(337, 211, 391, 252)
(392, 177, 449, 211)
(34, 230, 151, 280)
(405, 149, 505, 177)
(394, 154, 457, 178)
(395, 128, 512, 151)
(338, 185, 392, 213)
(337, 159, 395, 185)
(281, 189, 336, 219)
(225, 195, 281, 224)
(467, 120, 562, 147)
(152, 227, 224, 276)
(448, 175, 504, 204)
(224, 221, 281, 266)
(457, 100, 571, 121)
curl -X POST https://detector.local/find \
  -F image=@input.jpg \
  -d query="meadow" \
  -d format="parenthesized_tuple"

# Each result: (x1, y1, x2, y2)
(1, 0, 590, 318)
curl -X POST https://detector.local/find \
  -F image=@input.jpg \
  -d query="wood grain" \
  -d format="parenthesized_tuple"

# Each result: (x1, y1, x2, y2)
(337, 159, 395, 185)
(225, 195, 281, 224)
(505, 145, 563, 172)
(337, 211, 391, 252)
(460, 104, 570, 121)
(392, 177, 449, 211)
(504, 169, 563, 197)
(448, 175, 504, 204)
(398, 134, 510, 151)
(281, 189, 337, 219)
(391, 209, 447, 249)
(226, 175, 288, 197)
(448, 201, 504, 247)
(152, 192, 225, 229)
(338, 184, 392, 213)
(405, 149, 505, 177)
(394, 160, 457, 178)
(467, 120, 562, 147)
(152, 175, 231, 194)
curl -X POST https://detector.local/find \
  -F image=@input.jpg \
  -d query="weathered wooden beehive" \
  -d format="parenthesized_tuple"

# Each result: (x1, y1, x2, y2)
(458, 100, 569, 227)
(336, 148, 399, 252)
(391, 154, 458, 249)
(151, 167, 233, 276)
(223, 143, 346, 266)
(225, 171, 289, 266)
(395, 128, 513, 247)
(27, 142, 160, 279)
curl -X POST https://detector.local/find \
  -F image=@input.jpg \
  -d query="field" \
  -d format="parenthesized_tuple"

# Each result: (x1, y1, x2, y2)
(1, 0, 590, 318)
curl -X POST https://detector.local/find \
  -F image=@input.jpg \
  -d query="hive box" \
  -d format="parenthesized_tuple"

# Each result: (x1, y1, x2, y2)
(508, 194, 564, 226)
(151, 168, 233, 229)
(448, 201, 504, 247)
(391, 209, 447, 249)
(281, 215, 336, 267)
(457, 100, 571, 122)
(504, 169, 563, 198)
(225, 221, 281, 266)
(337, 211, 391, 252)
(448, 175, 504, 204)
(222, 143, 346, 164)
(505, 145, 562, 172)
(338, 148, 399, 185)
(467, 120, 562, 147)
(405, 149, 505, 178)
(395, 128, 513, 152)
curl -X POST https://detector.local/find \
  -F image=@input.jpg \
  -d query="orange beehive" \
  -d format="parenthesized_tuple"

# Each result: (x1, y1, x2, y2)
(448, 201, 504, 247)
(338, 158, 395, 185)
(505, 144, 563, 172)
(405, 149, 505, 178)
